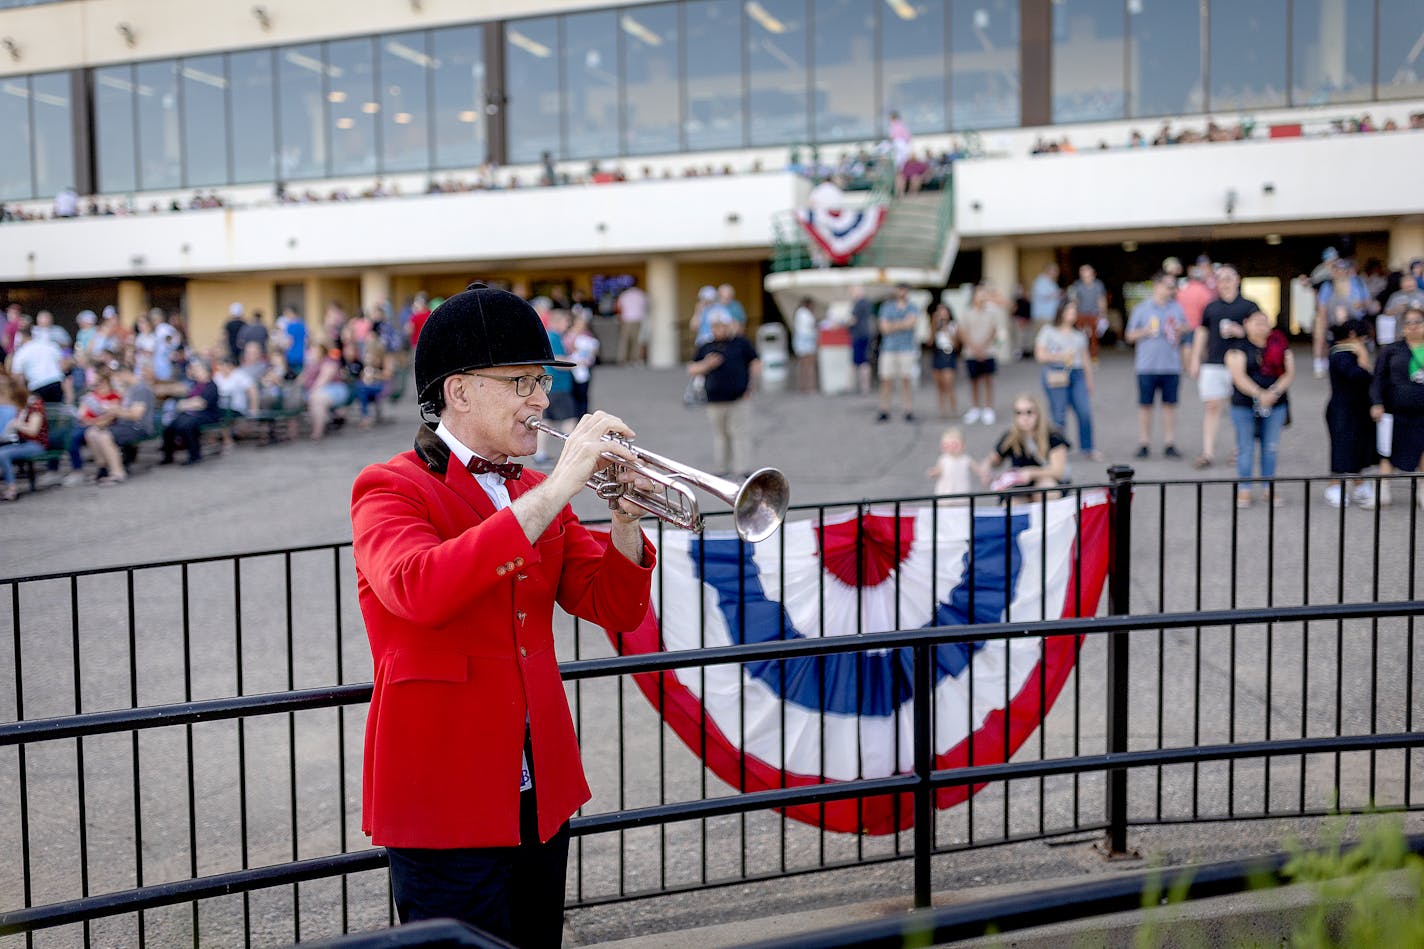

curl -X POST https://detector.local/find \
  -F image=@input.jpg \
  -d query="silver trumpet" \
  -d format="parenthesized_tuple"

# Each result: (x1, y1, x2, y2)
(523, 416, 789, 543)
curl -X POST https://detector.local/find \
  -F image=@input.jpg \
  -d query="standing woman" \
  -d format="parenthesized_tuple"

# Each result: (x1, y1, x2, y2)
(1371, 304, 1424, 504)
(791, 297, 818, 393)
(1322, 320, 1376, 507)
(1034, 298, 1099, 461)
(1225, 310, 1294, 508)
(929, 302, 959, 418)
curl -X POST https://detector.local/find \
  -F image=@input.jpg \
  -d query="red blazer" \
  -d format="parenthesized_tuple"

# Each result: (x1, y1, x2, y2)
(351, 448, 656, 848)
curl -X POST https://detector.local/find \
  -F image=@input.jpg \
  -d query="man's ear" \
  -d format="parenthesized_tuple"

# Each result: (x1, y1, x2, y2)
(443, 374, 471, 413)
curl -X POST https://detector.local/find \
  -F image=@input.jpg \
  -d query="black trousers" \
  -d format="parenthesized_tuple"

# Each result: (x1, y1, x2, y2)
(386, 761, 570, 948)
(162, 413, 205, 461)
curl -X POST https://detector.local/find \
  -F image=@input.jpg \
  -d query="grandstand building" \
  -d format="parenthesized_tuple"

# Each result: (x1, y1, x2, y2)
(0, 0, 1421, 366)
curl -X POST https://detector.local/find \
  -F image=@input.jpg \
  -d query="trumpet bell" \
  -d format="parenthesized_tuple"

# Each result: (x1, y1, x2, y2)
(730, 467, 791, 544)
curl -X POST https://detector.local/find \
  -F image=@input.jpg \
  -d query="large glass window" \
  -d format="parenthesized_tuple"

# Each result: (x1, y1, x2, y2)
(31, 72, 74, 198)
(229, 50, 276, 184)
(881, 0, 946, 137)
(327, 38, 378, 177)
(136, 60, 181, 190)
(1292, 0, 1374, 105)
(380, 31, 432, 173)
(506, 16, 562, 164)
(748, 0, 809, 146)
(430, 25, 486, 169)
(685, 0, 745, 151)
(277, 43, 328, 180)
(1129, 0, 1203, 117)
(564, 10, 620, 161)
(951, 0, 1019, 129)
(0, 77, 32, 200)
(811, 0, 876, 142)
(94, 65, 137, 194)
(181, 55, 229, 187)
(1052, 0, 1125, 122)
(622, 3, 681, 155)
(0, 80, 32, 201)
(1209, 0, 1287, 109)
(1378, 0, 1424, 99)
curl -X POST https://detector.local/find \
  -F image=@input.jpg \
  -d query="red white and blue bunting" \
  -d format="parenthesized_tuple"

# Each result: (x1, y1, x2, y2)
(601, 492, 1112, 835)
(796, 206, 887, 265)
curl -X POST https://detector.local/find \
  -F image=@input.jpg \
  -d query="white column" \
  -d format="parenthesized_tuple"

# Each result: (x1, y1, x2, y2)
(360, 269, 392, 318)
(1390, 221, 1424, 269)
(983, 240, 1018, 362)
(645, 256, 680, 369)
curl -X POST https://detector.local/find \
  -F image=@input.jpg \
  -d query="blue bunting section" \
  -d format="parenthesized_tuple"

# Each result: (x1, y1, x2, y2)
(603, 493, 1111, 834)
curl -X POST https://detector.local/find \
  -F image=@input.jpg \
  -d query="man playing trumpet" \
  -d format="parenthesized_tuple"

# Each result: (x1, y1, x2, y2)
(350, 284, 656, 948)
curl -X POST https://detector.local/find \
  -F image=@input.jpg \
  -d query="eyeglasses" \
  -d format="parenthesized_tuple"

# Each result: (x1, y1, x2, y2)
(1015, 408, 1037, 416)
(467, 372, 554, 397)
(1403, 319, 1424, 328)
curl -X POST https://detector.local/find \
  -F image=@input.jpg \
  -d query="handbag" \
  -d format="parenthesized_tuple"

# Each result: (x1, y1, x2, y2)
(1044, 366, 1071, 388)
(683, 375, 707, 407)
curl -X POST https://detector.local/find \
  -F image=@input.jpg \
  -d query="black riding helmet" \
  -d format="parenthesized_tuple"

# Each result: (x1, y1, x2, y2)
(414, 283, 575, 414)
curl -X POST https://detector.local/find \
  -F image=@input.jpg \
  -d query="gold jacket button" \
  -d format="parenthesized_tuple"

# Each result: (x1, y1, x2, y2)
(496, 566, 507, 576)
(515, 557, 525, 567)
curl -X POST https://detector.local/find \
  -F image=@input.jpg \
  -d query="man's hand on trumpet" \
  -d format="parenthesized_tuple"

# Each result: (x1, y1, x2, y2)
(536, 411, 652, 564)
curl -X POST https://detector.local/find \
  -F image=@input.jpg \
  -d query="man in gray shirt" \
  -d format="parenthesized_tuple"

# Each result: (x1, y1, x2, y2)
(1124, 271, 1190, 459)
(1066, 264, 1107, 360)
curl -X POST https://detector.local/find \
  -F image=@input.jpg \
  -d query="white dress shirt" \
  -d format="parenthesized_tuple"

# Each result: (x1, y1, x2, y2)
(433, 420, 531, 792)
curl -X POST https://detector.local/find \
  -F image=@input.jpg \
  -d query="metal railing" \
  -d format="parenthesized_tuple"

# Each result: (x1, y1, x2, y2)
(4, 470, 1424, 946)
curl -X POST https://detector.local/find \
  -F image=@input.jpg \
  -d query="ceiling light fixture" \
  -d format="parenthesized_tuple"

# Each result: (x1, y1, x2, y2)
(384, 39, 439, 69)
(458, 109, 479, 122)
(620, 15, 663, 46)
(745, 2, 787, 34)
(1265, 233, 1283, 245)
(393, 112, 413, 124)
(507, 29, 551, 58)
(361, 101, 380, 114)
(885, 0, 918, 21)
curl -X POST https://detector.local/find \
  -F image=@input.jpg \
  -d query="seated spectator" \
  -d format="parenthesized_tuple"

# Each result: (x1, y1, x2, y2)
(977, 393, 1071, 499)
(0, 374, 49, 501)
(353, 335, 395, 429)
(299, 342, 349, 440)
(160, 360, 221, 466)
(84, 365, 157, 483)
(63, 368, 121, 485)
(213, 356, 256, 416)
(7, 328, 68, 403)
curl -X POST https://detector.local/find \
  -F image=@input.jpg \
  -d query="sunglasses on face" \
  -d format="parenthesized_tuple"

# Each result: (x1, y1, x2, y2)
(1015, 408, 1036, 416)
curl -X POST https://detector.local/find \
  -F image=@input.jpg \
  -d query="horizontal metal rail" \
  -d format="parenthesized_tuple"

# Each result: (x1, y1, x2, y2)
(0, 851, 388, 936)
(4, 598, 1416, 746)
(741, 834, 1424, 949)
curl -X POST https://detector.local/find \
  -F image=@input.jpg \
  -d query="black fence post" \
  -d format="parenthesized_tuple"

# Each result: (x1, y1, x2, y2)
(1104, 465, 1135, 856)
(913, 640, 933, 908)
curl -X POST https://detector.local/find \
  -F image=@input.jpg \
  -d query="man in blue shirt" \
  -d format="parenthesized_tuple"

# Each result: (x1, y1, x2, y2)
(876, 283, 920, 422)
(1124, 271, 1191, 459)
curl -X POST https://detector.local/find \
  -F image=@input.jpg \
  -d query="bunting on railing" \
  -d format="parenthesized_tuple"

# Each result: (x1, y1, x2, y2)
(601, 493, 1111, 835)
(796, 206, 887, 264)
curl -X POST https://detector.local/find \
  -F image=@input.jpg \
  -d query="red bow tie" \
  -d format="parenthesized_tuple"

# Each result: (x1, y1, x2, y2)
(467, 456, 523, 480)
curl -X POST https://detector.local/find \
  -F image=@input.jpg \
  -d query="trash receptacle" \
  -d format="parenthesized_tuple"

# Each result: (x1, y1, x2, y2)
(816, 324, 853, 394)
(757, 323, 789, 394)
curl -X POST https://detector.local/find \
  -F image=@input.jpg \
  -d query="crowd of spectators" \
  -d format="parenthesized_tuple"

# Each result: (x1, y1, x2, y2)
(1032, 109, 1424, 156)
(0, 294, 418, 500)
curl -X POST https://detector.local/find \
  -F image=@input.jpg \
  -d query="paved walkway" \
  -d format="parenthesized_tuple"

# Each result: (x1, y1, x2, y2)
(0, 345, 1347, 576)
